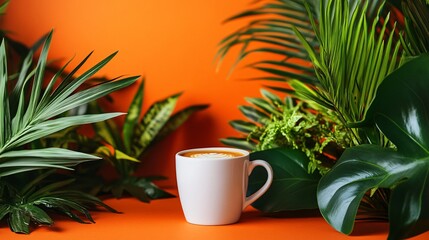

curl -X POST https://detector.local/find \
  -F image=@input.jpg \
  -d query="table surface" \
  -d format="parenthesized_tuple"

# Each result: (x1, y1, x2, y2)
(2, 190, 429, 240)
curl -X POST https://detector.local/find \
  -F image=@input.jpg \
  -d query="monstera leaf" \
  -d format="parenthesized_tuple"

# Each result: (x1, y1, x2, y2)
(248, 148, 321, 212)
(317, 54, 429, 240)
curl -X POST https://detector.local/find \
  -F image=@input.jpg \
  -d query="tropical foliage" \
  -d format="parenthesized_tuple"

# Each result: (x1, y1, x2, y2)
(219, 0, 429, 239)
(318, 54, 429, 240)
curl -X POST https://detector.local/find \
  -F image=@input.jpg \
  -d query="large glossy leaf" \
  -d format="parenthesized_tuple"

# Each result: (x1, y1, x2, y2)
(318, 54, 429, 240)
(248, 148, 321, 212)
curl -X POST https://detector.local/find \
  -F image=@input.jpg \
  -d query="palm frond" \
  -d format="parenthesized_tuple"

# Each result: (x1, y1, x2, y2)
(294, 0, 401, 145)
(0, 30, 138, 175)
(401, 0, 429, 56)
(0, 39, 9, 147)
(216, 0, 319, 84)
(217, 0, 402, 95)
(0, 148, 99, 177)
(0, 0, 9, 15)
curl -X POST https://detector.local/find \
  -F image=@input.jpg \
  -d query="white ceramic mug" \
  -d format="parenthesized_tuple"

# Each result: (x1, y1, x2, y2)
(176, 147, 273, 225)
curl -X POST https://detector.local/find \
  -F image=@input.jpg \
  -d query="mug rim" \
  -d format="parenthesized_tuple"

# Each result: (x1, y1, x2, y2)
(176, 147, 249, 160)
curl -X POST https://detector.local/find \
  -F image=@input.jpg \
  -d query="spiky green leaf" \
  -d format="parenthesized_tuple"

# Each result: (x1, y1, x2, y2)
(155, 104, 209, 141)
(123, 80, 145, 152)
(133, 93, 181, 157)
(220, 137, 257, 151)
(229, 120, 258, 134)
(2, 113, 123, 153)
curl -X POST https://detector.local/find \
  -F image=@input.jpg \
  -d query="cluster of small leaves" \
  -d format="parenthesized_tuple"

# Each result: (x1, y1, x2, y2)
(222, 89, 349, 175)
(254, 100, 349, 175)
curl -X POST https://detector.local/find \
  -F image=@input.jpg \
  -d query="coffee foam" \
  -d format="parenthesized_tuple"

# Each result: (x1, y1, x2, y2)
(189, 153, 236, 158)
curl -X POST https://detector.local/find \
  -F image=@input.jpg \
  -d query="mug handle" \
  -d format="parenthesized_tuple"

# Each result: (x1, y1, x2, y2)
(243, 159, 273, 209)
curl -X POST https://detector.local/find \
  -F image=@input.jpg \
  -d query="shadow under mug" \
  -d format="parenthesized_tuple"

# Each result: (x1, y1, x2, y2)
(176, 147, 273, 225)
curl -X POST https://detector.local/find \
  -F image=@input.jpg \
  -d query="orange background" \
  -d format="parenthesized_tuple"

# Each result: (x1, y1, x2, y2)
(1, 0, 268, 186)
(4, 2, 429, 240)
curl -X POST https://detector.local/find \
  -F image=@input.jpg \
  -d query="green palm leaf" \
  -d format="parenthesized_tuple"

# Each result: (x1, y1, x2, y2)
(2, 113, 123, 153)
(294, 0, 400, 145)
(217, 0, 318, 84)
(0, 39, 8, 147)
(0, 148, 99, 177)
(0, 30, 138, 176)
(402, 0, 429, 56)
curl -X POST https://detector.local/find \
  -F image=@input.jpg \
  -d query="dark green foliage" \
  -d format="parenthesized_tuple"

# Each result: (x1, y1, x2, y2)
(0, 171, 118, 234)
(318, 54, 429, 239)
(401, 0, 429, 56)
(248, 148, 321, 212)
(92, 80, 209, 202)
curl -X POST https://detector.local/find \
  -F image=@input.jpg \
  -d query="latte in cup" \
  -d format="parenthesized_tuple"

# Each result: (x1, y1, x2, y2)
(180, 150, 245, 158)
(176, 147, 273, 225)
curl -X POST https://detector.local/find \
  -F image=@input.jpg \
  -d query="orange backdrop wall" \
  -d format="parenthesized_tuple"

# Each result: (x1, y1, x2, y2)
(1, 0, 267, 186)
